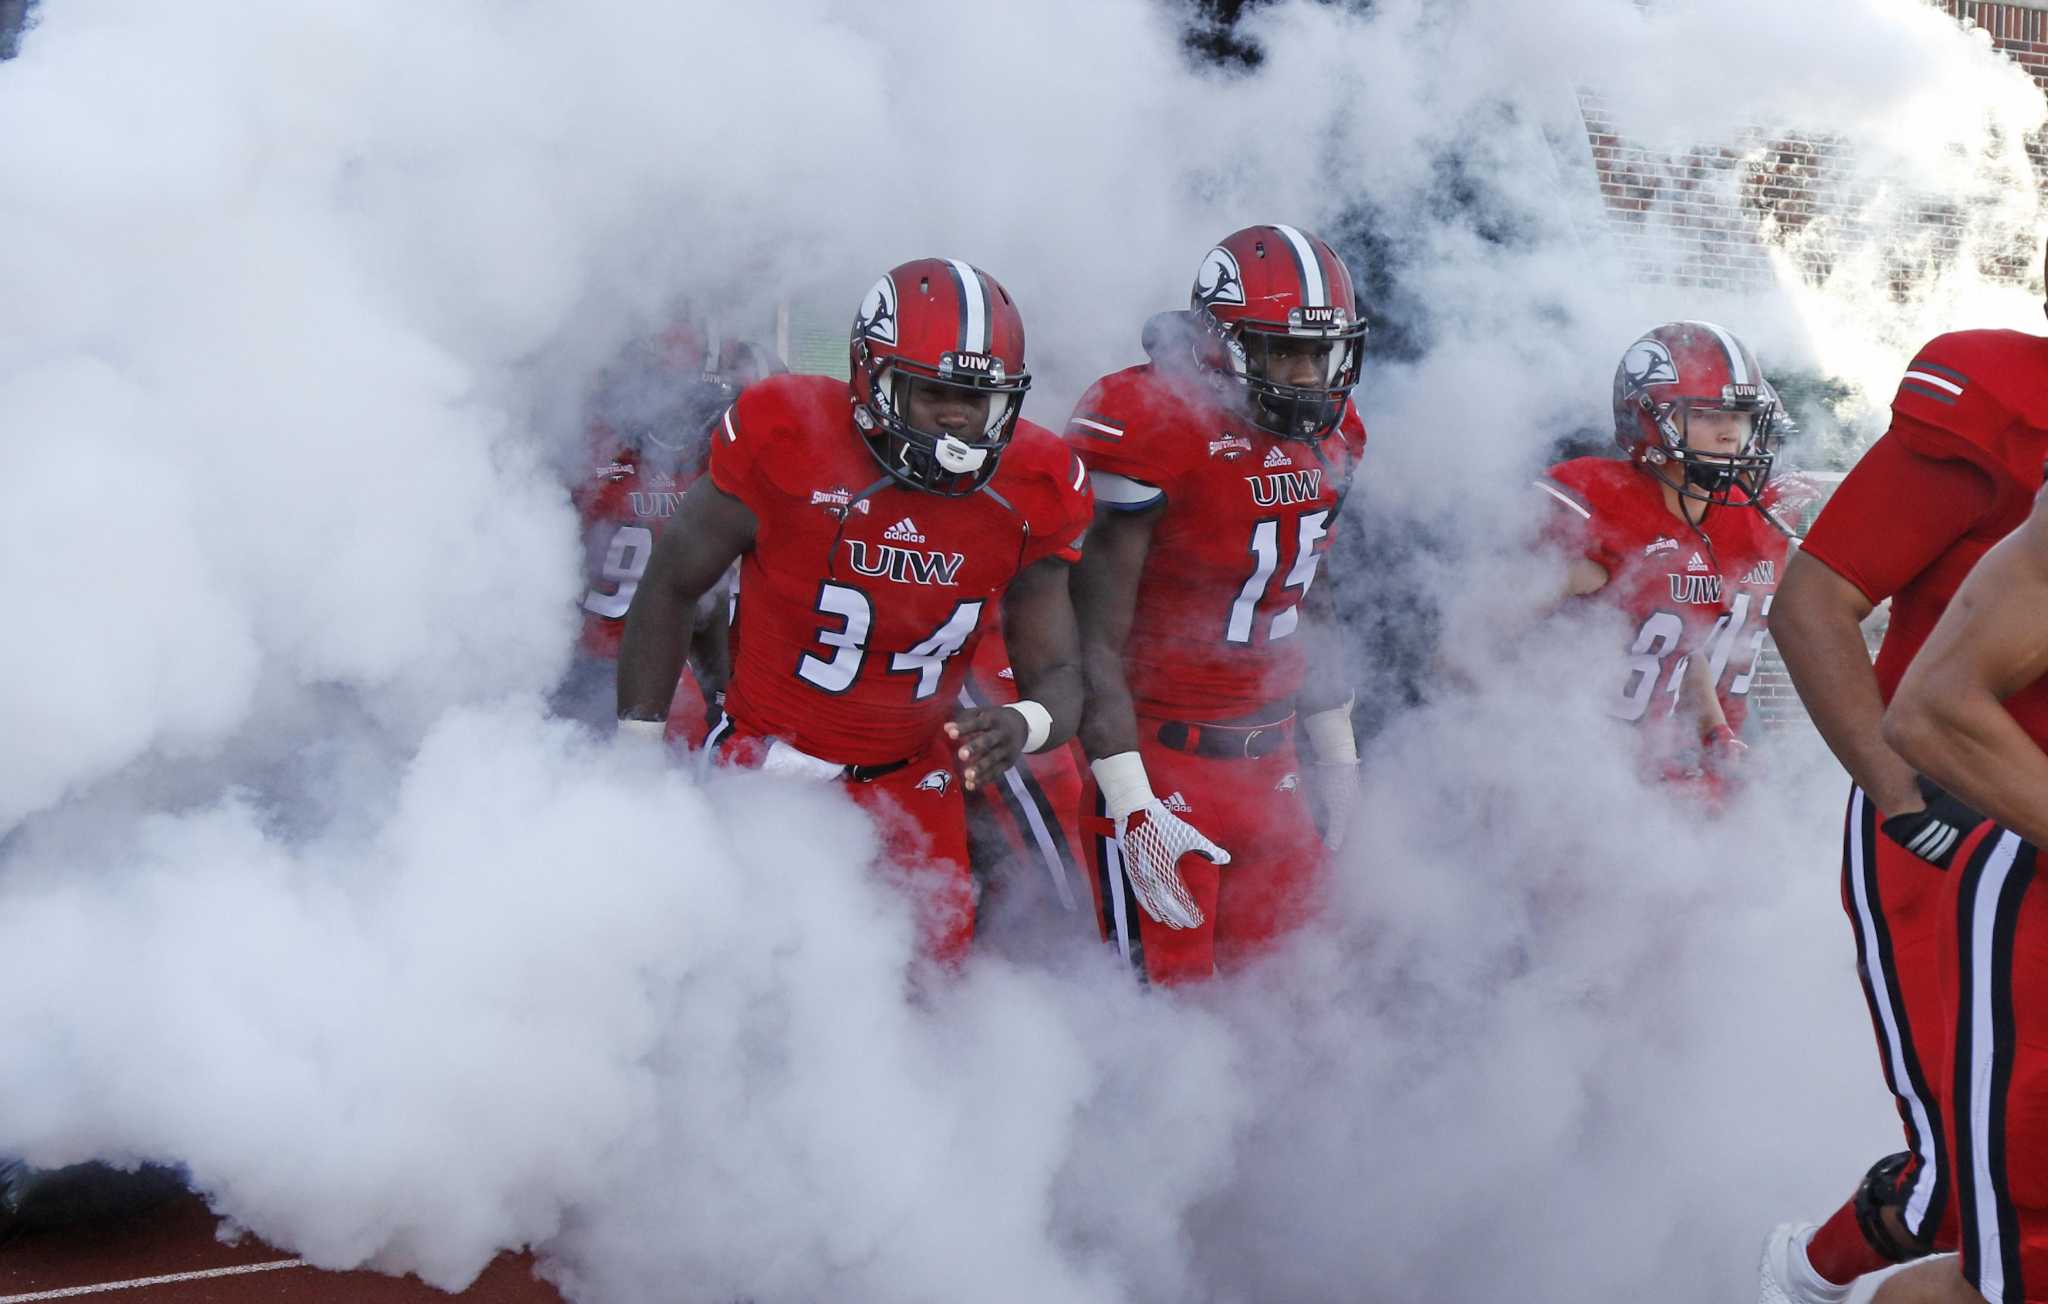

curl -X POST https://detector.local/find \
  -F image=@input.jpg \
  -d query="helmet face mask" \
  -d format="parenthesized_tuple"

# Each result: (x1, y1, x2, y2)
(1614, 322, 1777, 509)
(1644, 397, 1776, 506)
(857, 362, 1025, 495)
(1188, 225, 1367, 442)
(1228, 317, 1367, 442)
(849, 259, 1031, 496)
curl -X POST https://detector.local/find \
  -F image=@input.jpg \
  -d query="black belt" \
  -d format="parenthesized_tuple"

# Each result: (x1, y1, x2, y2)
(843, 758, 911, 783)
(1154, 715, 1295, 760)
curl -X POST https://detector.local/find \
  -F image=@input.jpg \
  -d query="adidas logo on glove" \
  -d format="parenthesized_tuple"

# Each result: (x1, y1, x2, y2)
(883, 517, 926, 544)
(1162, 791, 1192, 813)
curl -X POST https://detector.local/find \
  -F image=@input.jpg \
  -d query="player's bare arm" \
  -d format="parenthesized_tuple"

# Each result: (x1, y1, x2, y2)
(1068, 493, 1215, 929)
(1767, 549, 1925, 815)
(688, 587, 731, 703)
(948, 556, 1084, 791)
(1884, 492, 2048, 846)
(616, 477, 757, 724)
(1676, 644, 1730, 735)
(1071, 498, 1162, 761)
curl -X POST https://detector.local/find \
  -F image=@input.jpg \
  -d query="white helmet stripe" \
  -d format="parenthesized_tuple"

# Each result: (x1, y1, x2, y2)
(1699, 320, 1751, 385)
(947, 257, 988, 354)
(1273, 224, 1326, 308)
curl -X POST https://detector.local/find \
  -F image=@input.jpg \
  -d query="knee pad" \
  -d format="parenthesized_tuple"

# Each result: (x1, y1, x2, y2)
(1854, 1151, 1938, 1263)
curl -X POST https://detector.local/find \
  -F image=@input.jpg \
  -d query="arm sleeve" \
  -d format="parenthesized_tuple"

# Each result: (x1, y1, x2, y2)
(1064, 382, 1188, 500)
(1798, 418, 2001, 605)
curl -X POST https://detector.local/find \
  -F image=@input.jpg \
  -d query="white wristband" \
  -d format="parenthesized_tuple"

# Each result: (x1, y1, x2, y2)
(1304, 698, 1358, 765)
(1002, 699, 1053, 753)
(1089, 750, 1155, 820)
(617, 717, 667, 743)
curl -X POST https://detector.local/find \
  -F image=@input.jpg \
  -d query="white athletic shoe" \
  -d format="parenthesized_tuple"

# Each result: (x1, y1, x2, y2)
(1759, 1222, 1853, 1304)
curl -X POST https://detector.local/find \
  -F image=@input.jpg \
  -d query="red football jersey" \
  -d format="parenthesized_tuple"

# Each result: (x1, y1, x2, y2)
(1066, 365, 1367, 721)
(709, 375, 1092, 766)
(1800, 329, 2048, 747)
(1540, 457, 1791, 735)
(572, 446, 704, 659)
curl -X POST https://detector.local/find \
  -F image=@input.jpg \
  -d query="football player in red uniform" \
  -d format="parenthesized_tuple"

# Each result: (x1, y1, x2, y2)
(616, 259, 1092, 966)
(1759, 321, 2048, 1303)
(1870, 475, 2048, 1304)
(1067, 223, 1369, 985)
(1535, 321, 1794, 785)
(560, 321, 781, 741)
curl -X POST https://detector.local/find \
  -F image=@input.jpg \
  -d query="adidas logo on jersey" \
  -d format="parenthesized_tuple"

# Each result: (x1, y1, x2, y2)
(1162, 791, 1192, 813)
(1686, 552, 1710, 573)
(1263, 446, 1293, 468)
(884, 517, 926, 544)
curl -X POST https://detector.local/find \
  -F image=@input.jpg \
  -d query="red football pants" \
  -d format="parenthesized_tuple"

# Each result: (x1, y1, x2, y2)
(712, 722, 973, 966)
(1841, 784, 1962, 1253)
(1079, 717, 1326, 985)
(1941, 823, 2048, 1304)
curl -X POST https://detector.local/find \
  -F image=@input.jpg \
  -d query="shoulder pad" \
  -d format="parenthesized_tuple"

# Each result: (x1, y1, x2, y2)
(1065, 367, 1206, 485)
(712, 375, 856, 503)
(1540, 456, 1639, 517)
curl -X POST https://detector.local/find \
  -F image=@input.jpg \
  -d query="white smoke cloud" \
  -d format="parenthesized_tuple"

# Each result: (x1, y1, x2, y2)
(0, 0, 2036, 1300)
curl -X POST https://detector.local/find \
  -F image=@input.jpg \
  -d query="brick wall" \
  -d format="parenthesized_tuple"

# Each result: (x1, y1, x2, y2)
(1584, 0, 2045, 295)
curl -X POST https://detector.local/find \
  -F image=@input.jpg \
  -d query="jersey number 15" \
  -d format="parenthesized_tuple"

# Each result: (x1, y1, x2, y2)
(1226, 510, 1331, 644)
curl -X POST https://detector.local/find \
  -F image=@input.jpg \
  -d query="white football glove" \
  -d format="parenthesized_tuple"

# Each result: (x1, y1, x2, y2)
(1092, 752, 1227, 931)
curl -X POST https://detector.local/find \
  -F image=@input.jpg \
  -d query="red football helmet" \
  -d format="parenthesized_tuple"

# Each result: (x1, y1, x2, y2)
(592, 317, 785, 459)
(1612, 320, 1777, 506)
(1188, 224, 1367, 441)
(850, 258, 1031, 496)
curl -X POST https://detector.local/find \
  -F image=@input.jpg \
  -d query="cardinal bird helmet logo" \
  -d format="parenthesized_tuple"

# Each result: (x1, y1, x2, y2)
(1193, 247, 1246, 308)
(1620, 338, 1678, 395)
(855, 275, 899, 346)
